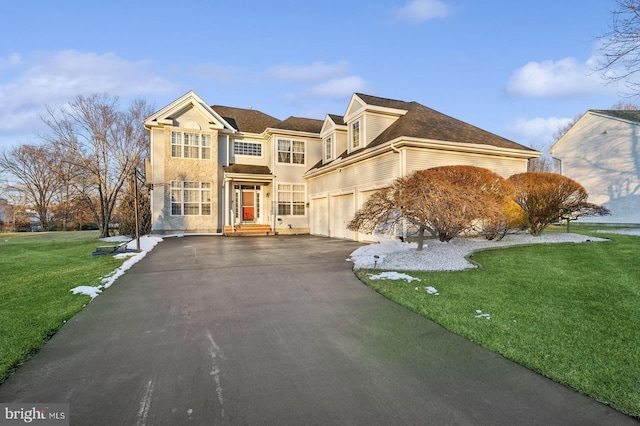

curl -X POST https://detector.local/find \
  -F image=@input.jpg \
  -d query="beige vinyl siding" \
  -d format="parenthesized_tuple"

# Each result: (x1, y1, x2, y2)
(365, 113, 398, 146)
(229, 139, 265, 166)
(334, 131, 348, 158)
(308, 153, 399, 194)
(404, 148, 528, 178)
(173, 108, 208, 128)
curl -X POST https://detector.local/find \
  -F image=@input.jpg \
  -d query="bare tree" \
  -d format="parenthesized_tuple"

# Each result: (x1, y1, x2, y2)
(0, 143, 60, 230)
(42, 94, 153, 237)
(598, 0, 640, 94)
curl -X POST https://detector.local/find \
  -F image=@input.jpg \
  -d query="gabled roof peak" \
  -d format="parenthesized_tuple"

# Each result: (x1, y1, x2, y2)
(589, 109, 640, 123)
(354, 93, 414, 111)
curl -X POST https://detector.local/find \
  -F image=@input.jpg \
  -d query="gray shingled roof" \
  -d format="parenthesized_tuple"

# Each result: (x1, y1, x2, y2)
(270, 116, 324, 133)
(211, 105, 281, 134)
(591, 109, 640, 122)
(368, 101, 533, 151)
(223, 164, 272, 175)
(354, 93, 414, 111)
(327, 114, 345, 126)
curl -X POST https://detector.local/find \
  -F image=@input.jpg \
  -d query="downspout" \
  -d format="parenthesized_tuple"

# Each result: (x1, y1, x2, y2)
(391, 142, 407, 239)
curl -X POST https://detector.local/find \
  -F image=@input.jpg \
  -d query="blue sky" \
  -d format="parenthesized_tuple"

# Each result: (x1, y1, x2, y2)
(0, 0, 627, 152)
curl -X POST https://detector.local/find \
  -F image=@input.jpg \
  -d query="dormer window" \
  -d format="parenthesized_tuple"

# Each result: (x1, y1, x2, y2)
(324, 136, 333, 162)
(351, 121, 360, 149)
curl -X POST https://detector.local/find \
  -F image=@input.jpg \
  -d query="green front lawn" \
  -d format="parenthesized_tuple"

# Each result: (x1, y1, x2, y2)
(0, 231, 126, 383)
(355, 228, 640, 418)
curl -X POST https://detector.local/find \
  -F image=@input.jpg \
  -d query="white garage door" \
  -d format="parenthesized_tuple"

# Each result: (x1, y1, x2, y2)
(331, 194, 355, 239)
(310, 197, 329, 236)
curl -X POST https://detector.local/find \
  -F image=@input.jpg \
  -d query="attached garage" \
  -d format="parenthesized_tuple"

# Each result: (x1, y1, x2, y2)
(310, 197, 329, 236)
(330, 194, 355, 239)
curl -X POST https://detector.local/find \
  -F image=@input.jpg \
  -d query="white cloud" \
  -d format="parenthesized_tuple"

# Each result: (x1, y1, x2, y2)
(506, 116, 574, 149)
(0, 53, 22, 70)
(267, 61, 368, 102)
(0, 50, 176, 141)
(394, 0, 451, 24)
(307, 76, 368, 99)
(506, 56, 614, 98)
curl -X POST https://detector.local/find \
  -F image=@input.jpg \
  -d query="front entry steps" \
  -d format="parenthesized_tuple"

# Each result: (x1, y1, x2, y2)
(223, 224, 274, 237)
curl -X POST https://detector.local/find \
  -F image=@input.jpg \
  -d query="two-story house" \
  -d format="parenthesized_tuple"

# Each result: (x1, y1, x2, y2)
(144, 91, 540, 240)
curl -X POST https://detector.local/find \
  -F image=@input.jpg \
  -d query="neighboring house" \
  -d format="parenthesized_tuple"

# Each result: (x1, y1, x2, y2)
(144, 91, 539, 240)
(549, 110, 640, 225)
(0, 198, 9, 225)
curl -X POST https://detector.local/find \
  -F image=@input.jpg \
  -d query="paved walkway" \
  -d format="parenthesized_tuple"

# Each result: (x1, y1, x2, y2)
(0, 236, 635, 425)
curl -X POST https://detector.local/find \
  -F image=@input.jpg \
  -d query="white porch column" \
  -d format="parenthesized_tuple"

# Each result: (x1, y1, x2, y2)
(224, 179, 231, 226)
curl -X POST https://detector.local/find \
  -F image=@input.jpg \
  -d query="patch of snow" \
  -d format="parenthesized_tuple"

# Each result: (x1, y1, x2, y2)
(368, 271, 420, 282)
(70, 286, 102, 299)
(424, 286, 439, 295)
(350, 232, 609, 271)
(475, 309, 491, 320)
(70, 235, 163, 300)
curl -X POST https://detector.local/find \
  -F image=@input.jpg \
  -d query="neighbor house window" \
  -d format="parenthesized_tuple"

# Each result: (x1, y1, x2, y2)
(324, 136, 332, 161)
(277, 139, 305, 164)
(351, 121, 360, 149)
(171, 181, 211, 215)
(171, 131, 212, 159)
(233, 141, 262, 157)
(552, 157, 562, 174)
(277, 183, 306, 216)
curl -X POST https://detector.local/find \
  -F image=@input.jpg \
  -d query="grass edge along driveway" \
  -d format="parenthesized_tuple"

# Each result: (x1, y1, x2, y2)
(0, 231, 126, 384)
(355, 228, 640, 419)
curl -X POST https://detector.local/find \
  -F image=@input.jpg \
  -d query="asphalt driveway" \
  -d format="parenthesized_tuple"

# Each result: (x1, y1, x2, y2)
(0, 235, 635, 425)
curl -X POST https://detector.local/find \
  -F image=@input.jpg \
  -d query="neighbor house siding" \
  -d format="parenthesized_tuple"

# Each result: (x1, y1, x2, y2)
(550, 113, 640, 224)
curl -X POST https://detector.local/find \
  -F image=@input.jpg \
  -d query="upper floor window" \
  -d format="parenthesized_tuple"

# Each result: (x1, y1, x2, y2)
(234, 141, 262, 157)
(351, 121, 360, 149)
(324, 136, 332, 162)
(171, 131, 211, 159)
(170, 181, 211, 216)
(277, 139, 305, 164)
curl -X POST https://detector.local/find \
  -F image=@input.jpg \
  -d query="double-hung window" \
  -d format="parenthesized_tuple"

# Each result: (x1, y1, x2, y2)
(324, 136, 332, 162)
(351, 121, 360, 150)
(171, 131, 212, 159)
(277, 183, 305, 216)
(171, 181, 211, 215)
(277, 139, 305, 164)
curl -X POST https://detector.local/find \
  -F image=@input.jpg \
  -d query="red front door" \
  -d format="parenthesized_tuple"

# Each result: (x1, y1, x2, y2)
(242, 191, 255, 222)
